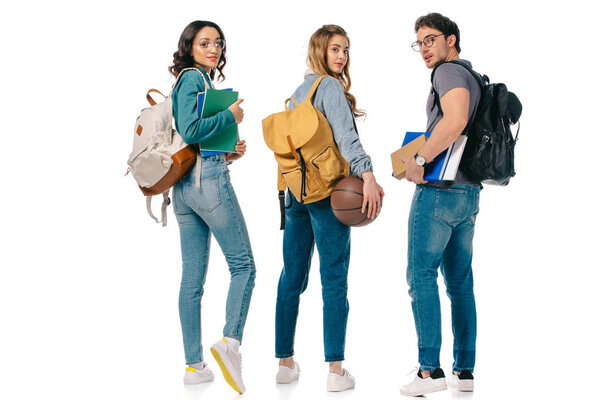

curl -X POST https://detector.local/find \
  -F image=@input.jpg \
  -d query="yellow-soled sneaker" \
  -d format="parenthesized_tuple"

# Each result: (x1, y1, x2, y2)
(183, 362, 214, 385)
(210, 338, 245, 394)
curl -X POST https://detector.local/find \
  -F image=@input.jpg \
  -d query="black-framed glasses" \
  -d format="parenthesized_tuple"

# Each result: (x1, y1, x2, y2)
(197, 39, 226, 50)
(411, 33, 445, 52)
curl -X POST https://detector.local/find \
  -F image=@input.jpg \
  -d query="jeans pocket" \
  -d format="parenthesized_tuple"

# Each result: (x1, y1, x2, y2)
(186, 174, 222, 212)
(434, 188, 468, 225)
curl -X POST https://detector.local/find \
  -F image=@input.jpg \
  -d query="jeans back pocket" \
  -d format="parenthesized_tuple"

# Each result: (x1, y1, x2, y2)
(185, 174, 222, 213)
(434, 188, 468, 225)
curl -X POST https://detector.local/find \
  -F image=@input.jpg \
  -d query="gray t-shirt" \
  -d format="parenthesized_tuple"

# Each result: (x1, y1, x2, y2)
(425, 59, 481, 187)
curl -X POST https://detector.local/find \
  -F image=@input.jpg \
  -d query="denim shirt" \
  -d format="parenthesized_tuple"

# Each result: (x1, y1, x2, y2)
(288, 73, 373, 176)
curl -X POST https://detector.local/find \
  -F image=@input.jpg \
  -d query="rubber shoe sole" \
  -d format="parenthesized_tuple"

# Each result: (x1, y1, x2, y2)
(400, 369, 447, 397)
(400, 381, 446, 396)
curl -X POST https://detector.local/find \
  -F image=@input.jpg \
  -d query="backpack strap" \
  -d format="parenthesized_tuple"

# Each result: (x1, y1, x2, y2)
(146, 89, 167, 106)
(173, 67, 211, 189)
(284, 97, 300, 111)
(303, 75, 327, 104)
(429, 62, 445, 112)
(447, 60, 487, 89)
(276, 168, 289, 230)
(174, 67, 211, 92)
(146, 191, 170, 227)
(430, 60, 485, 112)
(429, 60, 485, 135)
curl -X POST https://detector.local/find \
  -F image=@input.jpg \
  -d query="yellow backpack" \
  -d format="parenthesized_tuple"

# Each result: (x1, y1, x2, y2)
(262, 76, 349, 207)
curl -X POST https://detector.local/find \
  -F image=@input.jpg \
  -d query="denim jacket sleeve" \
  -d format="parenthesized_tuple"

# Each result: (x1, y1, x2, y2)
(313, 77, 373, 176)
(171, 70, 236, 144)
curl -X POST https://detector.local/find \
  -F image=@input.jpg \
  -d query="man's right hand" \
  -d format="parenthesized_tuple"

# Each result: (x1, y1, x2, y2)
(400, 156, 428, 185)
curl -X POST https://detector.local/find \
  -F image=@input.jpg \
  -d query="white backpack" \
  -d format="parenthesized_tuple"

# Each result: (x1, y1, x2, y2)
(127, 68, 208, 226)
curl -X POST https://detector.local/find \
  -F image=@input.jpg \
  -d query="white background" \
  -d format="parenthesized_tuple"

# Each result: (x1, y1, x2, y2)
(1, 0, 598, 399)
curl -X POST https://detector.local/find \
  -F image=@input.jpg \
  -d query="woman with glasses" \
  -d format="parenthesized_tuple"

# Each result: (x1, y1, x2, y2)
(274, 24, 384, 392)
(168, 20, 255, 394)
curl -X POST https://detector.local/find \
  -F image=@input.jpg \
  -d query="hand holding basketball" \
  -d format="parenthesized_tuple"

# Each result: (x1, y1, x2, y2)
(331, 174, 384, 227)
(361, 171, 384, 219)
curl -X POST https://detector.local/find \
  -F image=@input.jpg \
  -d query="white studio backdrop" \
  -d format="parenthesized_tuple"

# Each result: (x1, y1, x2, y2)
(1, 0, 598, 399)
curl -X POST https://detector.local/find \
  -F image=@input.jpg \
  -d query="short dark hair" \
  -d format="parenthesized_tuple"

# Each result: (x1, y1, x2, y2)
(414, 13, 461, 54)
(169, 20, 227, 81)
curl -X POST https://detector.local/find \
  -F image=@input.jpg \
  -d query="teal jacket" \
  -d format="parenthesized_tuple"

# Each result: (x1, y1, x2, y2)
(172, 68, 236, 144)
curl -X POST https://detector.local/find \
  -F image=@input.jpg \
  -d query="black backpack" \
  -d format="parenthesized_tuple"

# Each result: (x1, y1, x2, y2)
(431, 60, 522, 186)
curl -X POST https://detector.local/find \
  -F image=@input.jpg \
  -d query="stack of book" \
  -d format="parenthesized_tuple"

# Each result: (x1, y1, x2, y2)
(197, 88, 239, 154)
(391, 131, 467, 181)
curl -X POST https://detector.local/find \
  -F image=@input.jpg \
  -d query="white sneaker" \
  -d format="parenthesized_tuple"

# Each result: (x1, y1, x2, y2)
(327, 369, 355, 392)
(276, 362, 301, 383)
(447, 370, 474, 392)
(210, 338, 245, 394)
(183, 362, 214, 384)
(400, 368, 447, 396)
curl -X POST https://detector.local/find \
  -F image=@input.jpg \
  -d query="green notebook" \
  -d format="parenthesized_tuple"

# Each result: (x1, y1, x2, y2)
(199, 89, 239, 153)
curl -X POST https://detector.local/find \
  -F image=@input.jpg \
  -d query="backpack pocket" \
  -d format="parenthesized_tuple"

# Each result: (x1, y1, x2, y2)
(281, 168, 303, 201)
(128, 145, 173, 188)
(311, 146, 346, 188)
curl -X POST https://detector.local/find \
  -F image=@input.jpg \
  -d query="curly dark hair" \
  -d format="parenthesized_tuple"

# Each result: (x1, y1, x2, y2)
(414, 13, 461, 54)
(168, 20, 227, 81)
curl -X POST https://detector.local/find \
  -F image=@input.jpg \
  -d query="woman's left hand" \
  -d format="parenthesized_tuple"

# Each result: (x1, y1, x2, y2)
(225, 140, 247, 162)
(360, 171, 384, 219)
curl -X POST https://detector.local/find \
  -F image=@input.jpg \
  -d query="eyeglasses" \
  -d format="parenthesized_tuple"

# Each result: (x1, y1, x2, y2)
(411, 33, 445, 52)
(197, 39, 226, 50)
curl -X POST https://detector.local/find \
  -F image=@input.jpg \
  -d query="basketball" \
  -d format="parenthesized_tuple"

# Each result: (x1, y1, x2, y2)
(331, 175, 375, 227)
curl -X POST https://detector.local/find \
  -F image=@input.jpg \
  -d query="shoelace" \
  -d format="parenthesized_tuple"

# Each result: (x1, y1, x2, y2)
(406, 366, 420, 376)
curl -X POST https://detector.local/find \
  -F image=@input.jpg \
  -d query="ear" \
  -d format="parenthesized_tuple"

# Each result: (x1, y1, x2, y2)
(447, 34, 456, 48)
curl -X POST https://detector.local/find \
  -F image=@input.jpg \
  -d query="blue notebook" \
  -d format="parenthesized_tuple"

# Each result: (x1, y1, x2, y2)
(402, 131, 467, 181)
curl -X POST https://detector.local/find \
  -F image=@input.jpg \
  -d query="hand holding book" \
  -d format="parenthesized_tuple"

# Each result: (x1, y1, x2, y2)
(228, 99, 244, 124)
(400, 155, 428, 184)
(225, 140, 247, 162)
(391, 132, 466, 182)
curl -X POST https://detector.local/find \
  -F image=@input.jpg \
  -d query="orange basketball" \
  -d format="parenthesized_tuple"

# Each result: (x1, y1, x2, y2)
(331, 175, 375, 227)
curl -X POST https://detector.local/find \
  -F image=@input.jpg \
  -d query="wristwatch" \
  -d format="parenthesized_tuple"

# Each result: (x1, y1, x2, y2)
(414, 154, 427, 167)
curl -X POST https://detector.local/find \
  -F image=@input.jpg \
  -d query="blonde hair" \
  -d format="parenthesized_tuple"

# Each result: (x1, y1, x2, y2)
(307, 25, 365, 119)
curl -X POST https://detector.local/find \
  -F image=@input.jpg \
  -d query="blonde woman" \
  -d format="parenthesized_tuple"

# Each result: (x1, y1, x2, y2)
(274, 24, 384, 392)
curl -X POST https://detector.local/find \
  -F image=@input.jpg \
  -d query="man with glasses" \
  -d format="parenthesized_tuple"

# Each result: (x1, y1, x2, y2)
(400, 12, 482, 397)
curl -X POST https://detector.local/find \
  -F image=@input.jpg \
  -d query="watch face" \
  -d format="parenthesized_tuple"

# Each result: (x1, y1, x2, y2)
(415, 155, 426, 166)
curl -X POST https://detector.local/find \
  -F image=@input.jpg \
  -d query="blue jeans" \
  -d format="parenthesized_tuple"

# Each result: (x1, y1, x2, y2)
(407, 184, 480, 373)
(275, 193, 350, 362)
(173, 155, 256, 365)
